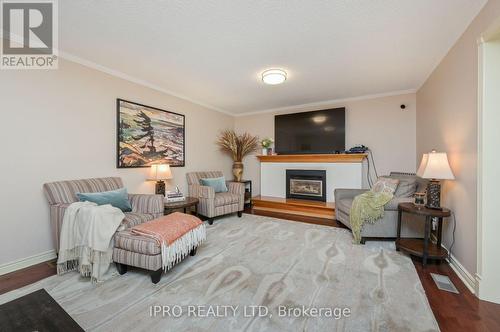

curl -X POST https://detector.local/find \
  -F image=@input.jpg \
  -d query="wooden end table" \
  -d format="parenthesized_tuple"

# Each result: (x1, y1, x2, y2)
(164, 197, 199, 216)
(396, 202, 451, 266)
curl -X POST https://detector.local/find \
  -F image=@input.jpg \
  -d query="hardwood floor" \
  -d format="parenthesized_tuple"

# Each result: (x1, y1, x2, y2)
(413, 258, 500, 332)
(1, 209, 499, 332)
(0, 260, 56, 296)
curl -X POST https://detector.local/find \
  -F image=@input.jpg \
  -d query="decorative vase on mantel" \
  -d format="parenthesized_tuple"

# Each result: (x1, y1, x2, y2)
(232, 162, 244, 182)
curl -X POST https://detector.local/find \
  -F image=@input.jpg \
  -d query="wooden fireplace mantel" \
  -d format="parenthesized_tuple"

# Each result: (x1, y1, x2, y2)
(257, 153, 366, 163)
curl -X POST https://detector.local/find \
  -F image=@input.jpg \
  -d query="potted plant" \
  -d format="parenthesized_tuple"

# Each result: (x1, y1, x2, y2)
(217, 130, 259, 181)
(260, 138, 274, 155)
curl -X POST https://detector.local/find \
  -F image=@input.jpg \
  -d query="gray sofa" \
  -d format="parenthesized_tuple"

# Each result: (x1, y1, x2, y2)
(334, 172, 428, 243)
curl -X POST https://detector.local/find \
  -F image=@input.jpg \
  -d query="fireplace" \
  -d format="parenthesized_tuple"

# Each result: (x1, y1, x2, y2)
(286, 169, 327, 202)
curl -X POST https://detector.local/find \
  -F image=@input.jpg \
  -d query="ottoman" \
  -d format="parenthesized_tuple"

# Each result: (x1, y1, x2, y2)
(112, 213, 205, 283)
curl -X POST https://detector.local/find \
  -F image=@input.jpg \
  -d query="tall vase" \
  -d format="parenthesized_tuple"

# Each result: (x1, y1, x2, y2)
(232, 162, 244, 182)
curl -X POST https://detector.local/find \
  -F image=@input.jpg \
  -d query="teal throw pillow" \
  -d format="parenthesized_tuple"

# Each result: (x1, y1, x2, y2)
(200, 177, 228, 193)
(76, 187, 132, 212)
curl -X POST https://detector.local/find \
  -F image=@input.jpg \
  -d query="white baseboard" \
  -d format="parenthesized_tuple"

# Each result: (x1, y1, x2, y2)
(0, 250, 56, 276)
(446, 253, 477, 295)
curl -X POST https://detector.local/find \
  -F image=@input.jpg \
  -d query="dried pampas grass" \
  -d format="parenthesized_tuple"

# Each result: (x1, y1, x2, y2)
(216, 130, 259, 162)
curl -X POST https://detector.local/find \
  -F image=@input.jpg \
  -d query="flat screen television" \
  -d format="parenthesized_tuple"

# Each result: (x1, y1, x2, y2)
(274, 108, 345, 154)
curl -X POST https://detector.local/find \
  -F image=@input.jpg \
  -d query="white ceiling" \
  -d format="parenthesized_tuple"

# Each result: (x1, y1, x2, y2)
(59, 0, 486, 115)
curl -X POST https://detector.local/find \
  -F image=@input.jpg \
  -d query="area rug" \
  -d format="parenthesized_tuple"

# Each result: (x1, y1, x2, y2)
(0, 289, 83, 331)
(0, 214, 439, 331)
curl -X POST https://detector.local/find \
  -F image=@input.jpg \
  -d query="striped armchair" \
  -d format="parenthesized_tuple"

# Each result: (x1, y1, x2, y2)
(186, 171, 245, 224)
(43, 177, 164, 252)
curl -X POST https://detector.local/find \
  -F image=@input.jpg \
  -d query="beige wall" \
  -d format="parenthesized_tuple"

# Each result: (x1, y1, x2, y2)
(416, 0, 500, 276)
(235, 93, 417, 196)
(0, 57, 234, 267)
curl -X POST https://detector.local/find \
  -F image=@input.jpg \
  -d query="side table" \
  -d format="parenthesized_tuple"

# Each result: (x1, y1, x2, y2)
(164, 197, 199, 216)
(234, 180, 252, 208)
(396, 202, 451, 266)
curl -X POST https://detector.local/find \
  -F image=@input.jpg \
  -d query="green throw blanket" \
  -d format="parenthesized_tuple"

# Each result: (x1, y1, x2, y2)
(350, 191, 394, 244)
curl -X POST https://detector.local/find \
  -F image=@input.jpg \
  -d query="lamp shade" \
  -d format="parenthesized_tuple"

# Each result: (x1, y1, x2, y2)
(416, 153, 429, 177)
(148, 164, 172, 181)
(417, 151, 455, 180)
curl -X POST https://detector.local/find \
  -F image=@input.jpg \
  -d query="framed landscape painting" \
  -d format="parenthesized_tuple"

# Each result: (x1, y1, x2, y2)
(117, 99, 185, 168)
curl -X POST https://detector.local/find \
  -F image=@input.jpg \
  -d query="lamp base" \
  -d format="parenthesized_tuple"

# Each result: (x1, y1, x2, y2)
(155, 180, 166, 196)
(425, 179, 441, 209)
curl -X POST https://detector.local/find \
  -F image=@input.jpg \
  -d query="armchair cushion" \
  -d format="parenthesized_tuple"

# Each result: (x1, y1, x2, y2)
(214, 192, 240, 207)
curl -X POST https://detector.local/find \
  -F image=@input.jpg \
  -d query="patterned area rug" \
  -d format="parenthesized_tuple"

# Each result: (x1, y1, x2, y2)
(0, 214, 439, 331)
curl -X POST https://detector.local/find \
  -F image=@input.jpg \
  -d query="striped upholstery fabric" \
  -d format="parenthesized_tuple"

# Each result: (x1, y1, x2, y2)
(186, 171, 223, 185)
(122, 212, 156, 229)
(49, 203, 71, 252)
(43, 177, 124, 205)
(186, 171, 245, 218)
(112, 248, 162, 271)
(214, 203, 240, 217)
(228, 182, 245, 211)
(43, 177, 164, 252)
(214, 192, 239, 206)
(114, 230, 160, 255)
(128, 194, 164, 218)
(188, 184, 215, 199)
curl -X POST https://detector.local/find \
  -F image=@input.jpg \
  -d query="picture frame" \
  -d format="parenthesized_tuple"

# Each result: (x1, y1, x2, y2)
(116, 98, 185, 168)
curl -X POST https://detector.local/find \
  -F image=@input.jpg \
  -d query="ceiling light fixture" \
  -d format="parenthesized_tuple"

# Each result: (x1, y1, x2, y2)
(262, 69, 287, 85)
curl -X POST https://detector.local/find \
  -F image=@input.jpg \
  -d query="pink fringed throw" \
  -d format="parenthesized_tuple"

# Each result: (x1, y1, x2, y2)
(131, 212, 206, 270)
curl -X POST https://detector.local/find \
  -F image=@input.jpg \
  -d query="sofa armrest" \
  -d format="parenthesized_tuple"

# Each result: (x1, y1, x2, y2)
(334, 188, 369, 202)
(228, 182, 245, 211)
(128, 194, 164, 216)
(188, 184, 215, 199)
(49, 203, 71, 253)
(385, 197, 415, 211)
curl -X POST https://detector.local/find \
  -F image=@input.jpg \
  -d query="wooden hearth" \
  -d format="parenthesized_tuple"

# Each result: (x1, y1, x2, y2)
(252, 195, 335, 221)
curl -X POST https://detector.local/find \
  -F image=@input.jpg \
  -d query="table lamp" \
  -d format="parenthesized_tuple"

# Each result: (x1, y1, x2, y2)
(417, 150, 455, 209)
(148, 164, 172, 196)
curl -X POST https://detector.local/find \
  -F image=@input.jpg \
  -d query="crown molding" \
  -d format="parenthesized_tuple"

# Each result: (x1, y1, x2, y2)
(57, 52, 419, 118)
(3, 34, 416, 118)
(233, 89, 417, 117)
(0, 32, 232, 115)
(58, 51, 234, 116)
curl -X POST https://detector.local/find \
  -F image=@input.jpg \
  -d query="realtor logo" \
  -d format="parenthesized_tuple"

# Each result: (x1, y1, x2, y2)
(1, 0, 58, 69)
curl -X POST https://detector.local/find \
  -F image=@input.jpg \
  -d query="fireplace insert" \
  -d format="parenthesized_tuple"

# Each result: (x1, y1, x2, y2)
(286, 169, 327, 202)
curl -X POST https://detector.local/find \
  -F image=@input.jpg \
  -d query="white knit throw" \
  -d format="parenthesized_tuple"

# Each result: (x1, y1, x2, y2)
(57, 202, 124, 283)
